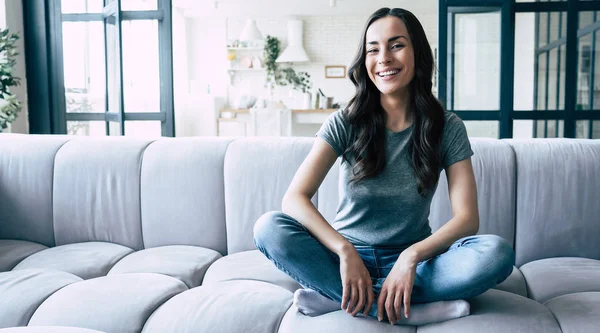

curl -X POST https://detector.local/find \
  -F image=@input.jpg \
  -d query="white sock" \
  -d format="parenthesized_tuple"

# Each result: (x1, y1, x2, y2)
(293, 288, 471, 325)
(392, 300, 470, 326)
(293, 289, 340, 317)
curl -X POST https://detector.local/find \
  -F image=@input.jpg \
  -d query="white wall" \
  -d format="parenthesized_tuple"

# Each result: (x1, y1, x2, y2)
(0, 0, 28, 134)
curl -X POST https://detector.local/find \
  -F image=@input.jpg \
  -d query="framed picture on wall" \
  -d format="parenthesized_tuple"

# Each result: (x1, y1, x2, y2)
(325, 65, 346, 78)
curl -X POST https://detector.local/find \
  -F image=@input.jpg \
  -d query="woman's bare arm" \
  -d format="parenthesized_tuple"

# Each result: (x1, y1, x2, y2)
(282, 137, 354, 256)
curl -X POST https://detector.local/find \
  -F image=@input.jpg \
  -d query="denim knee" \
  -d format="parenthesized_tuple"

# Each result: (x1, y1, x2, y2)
(482, 235, 515, 283)
(253, 211, 294, 251)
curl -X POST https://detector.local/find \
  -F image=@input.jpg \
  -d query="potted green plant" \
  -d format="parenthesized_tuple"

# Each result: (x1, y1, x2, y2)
(0, 28, 21, 132)
(280, 67, 312, 109)
(263, 35, 281, 88)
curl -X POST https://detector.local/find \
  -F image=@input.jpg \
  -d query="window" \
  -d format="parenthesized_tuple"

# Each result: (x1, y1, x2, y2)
(29, 0, 174, 136)
(439, 0, 600, 139)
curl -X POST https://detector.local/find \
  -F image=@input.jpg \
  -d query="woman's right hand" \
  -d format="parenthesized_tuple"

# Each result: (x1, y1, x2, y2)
(339, 248, 374, 317)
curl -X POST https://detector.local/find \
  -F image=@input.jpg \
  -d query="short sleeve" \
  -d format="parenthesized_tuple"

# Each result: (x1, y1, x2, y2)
(440, 112, 474, 168)
(316, 109, 351, 156)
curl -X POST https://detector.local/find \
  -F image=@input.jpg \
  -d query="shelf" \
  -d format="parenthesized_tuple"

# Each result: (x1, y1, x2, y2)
(227, 47, 264, 51)
(227, 68, 265, 71)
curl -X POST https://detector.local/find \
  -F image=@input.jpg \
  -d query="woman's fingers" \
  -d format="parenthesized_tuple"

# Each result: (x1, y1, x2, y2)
(404, 287, 412, 318)
(385, 290, 396, 324)
(351, 281, 365, 316)
(363, 285, 374, 317)
(347, 284, 358, 314)
(394, 290, 403, 322)
(377, 289, 387, 321)
(341, 282, 349, 310)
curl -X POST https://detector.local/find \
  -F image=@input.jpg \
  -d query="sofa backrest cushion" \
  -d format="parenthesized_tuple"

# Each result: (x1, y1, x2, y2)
(53, 138, 153, 250)
(507, 139, 600, 266)
(140, 138, 233, 255)
(224, 137, 316, 254)
(429, 139, 517, 246)
(0, 134, 70, 246)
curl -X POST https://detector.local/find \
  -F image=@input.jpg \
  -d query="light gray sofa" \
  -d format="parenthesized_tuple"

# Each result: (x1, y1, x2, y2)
(0, 133, 598, 333)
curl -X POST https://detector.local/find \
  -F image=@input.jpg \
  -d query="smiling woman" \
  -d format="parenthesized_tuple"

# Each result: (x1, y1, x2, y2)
(254, 6, 514, 328)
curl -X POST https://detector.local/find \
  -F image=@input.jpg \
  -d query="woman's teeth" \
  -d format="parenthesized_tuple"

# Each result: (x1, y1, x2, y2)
(378, 70, 399, 77)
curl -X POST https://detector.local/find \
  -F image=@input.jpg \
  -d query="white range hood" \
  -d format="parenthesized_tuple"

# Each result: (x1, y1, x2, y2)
(276, 19, 310, 63)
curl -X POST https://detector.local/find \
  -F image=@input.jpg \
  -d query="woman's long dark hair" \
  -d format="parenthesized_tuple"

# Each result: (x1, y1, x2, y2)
(343, 7, 445, 196)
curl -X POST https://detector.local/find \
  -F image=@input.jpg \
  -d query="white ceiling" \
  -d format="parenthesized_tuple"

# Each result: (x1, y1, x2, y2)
(173, 0, 437, 18)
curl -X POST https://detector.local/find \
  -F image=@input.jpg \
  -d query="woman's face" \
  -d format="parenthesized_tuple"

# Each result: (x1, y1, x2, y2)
(365, 16, 415, 97)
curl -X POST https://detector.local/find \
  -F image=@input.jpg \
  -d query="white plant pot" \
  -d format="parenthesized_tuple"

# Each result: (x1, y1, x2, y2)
(302, 93, 312, 109)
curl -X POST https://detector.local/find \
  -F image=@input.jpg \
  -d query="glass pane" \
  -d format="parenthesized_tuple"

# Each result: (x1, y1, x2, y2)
(463, 121, 498, 138)
(61, 0, 103, 13)
(453, 12, 500, 110)
(63, 22, 105, 113)
(539, 13, 548, 48)
(595, 30, 600, 109)
(514, 120, 564, 139)
(67, 121, 106, 136)
(576, 120, 590, 138)
(577, 33, 593, 110)
(549, 12, 561, 43)
(106, 15, 122, 114)
(580, 11, 595, 30)
(548, 48, 558, 110)
(122, 20, 160, 112)
(514, 13, 536, 110)
(594, 120, 600, 139)
(559, 45, 566, 109)
(122, 0, 158, 11)
(513, 120, 535, 139)
(124, 121, 162, 138)
(537, 53, 548, 110)
(514, 13, 567, 111)
(108, 121, 122, 136)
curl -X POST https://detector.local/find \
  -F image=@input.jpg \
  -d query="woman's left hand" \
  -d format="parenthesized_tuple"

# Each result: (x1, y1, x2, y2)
(376, 250, 418, 324)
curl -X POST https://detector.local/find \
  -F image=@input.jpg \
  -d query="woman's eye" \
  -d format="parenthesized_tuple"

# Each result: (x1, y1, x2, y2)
(392, 44, 405, 50)
(367, 48, 378, 54)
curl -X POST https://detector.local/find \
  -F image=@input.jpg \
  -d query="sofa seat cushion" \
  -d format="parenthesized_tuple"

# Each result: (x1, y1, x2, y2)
(202, 250, 301, 292)
(0, 269, 82, 328)
(12, 242, 133, 280)
(142, 280, 292, 333)
(0, 327, 105, 333)
(493, 266, 527, 297)
(108, 245, 222, 288)
(544, 292, 600, 333)
(417, 289, 561, 333)
(0, 240, 47, 271)
(28, 273, 187, 333)
(279, 306, 416, 333)
(520, 257, 600, 303)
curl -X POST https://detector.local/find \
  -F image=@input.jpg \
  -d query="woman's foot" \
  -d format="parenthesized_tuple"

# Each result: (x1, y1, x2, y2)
(293, 289, 340, 316)
(294, 288, 471, 325)
(390, 299, 470, 325)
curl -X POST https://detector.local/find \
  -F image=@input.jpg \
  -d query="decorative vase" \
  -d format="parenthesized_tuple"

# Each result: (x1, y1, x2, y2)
(303, 92, 312, 109)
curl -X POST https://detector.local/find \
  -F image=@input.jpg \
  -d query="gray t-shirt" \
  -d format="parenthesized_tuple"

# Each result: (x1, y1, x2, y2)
(316, 110, 473, 249)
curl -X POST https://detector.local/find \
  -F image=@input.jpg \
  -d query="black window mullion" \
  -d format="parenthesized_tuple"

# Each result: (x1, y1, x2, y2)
(564, 0, 578, 138)
(438, 0, 448, 109)
(49, 0, 67, 134)
(544, 13, 551, 138)
(533, 12, 539, 138)
(500, 0, 514, 138)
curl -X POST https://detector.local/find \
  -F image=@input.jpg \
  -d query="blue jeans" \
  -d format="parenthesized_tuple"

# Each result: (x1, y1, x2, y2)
(253, 211, 515, 318)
